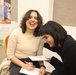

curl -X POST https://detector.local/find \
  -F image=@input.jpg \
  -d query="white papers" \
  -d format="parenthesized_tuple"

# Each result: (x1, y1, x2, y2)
(20, 68, 41, 75)
(29, 55, 47, 61)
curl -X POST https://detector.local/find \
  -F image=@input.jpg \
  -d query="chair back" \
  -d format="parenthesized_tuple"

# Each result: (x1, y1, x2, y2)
(3, 33, 10, 55)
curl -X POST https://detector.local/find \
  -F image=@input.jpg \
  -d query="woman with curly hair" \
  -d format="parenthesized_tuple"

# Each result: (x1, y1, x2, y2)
(7, 9, 46, 75)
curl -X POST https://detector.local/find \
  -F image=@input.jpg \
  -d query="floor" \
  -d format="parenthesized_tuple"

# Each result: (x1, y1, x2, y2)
(0, 45, 6, 64)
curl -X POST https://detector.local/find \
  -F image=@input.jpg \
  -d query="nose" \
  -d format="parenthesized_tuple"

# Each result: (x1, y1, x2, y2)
(31, 17, 35, 21)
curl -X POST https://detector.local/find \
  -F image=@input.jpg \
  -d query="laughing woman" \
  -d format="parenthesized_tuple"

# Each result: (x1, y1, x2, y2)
(7, 10, 46, 75)
(40, 21, 76, 75)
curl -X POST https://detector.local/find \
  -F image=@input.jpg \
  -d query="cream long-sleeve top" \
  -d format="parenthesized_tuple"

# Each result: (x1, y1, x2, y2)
(7, 28, 44, 59)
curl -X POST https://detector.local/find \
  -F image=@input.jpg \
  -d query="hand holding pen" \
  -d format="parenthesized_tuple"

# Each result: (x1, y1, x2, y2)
(23, 61, 35, 70)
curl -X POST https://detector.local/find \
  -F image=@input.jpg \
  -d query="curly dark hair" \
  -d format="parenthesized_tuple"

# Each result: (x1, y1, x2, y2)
(20, 9, 43, 36)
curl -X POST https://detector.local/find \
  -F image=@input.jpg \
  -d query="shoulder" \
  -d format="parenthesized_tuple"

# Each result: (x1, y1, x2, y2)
(11, 28, 21, 33)
(62, 36, 76, 60)
(35, 36, 44, 43)
(64, 35, 76, 45)
(11, 28, 22, 35)
(63, 35, 76, 50)
(35, 36, 43, 39)
(10, 28, 22, 38)
(39, 36, 44, 41)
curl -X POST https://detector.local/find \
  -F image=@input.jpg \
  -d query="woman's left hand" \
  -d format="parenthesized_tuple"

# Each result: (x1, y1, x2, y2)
(39, 66, 46, 75)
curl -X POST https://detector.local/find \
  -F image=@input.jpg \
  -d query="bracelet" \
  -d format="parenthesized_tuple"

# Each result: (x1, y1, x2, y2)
(40, 65, 46, 69)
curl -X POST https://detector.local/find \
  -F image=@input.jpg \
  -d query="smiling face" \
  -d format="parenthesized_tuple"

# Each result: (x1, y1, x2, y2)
(26, 11, 38, 32)
(43, 34, 55, 47)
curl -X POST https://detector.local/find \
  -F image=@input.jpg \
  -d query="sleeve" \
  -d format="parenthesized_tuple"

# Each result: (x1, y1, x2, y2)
(7, 32, 17, 59)
(61, 40, 76, 75)
(36, 37, 44, 55)
(51, 40, 76, 75)
(50, 56, 63, 70)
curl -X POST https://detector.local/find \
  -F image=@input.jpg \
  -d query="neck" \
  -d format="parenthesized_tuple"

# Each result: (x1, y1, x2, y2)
(26, 29, 34, 35)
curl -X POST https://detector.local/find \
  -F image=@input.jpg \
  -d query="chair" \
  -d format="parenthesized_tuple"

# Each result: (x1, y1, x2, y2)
(0, 33, 11, 75)
(3, 33, 10, 56)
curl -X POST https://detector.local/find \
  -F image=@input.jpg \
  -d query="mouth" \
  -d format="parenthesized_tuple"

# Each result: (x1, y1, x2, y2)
(29, 21, 36, 27)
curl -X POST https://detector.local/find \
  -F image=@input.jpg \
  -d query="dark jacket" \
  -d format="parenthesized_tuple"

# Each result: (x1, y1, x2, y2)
(44, 35, 76, 75)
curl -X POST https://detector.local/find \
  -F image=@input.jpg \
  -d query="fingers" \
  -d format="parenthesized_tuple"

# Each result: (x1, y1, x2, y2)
(24, 61, 35, 70)
(46, 58, 51, 62)
(25, 61, 33, 65)
(28, 62, 33, 65)
(39, 67, 46, 75)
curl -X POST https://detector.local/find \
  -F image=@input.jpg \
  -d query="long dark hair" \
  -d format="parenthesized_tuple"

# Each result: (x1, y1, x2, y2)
(40, 21, 67, 46)
(20, 9, 43, 36)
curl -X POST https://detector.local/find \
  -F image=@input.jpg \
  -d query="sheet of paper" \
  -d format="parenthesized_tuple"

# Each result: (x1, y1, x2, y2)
(29, 55, 47, 61)
(20, 68, 41, 75)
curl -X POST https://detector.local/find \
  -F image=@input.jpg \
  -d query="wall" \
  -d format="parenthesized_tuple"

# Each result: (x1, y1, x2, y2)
(18, 0, 54, 24)
(11, 0, 76, 26)
(63, 26, 76, 40)
(11, 0, 18, 22)
(53, 0, 76, 26)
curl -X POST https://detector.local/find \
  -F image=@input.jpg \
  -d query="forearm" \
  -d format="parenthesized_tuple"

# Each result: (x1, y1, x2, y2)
(50, 56, 63, 69)
(10, 56, 35, 70)
(10, 56, 26, 68)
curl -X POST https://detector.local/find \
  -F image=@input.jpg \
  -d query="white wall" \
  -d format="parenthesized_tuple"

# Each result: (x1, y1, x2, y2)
(18, 0, 54, 24)
(63, 26, 76, 40)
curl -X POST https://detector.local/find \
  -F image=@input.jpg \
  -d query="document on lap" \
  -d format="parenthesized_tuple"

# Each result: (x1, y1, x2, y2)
(29, 55, 47, 61)
(20, 68, 41, 75)
(20, 56, 46, 75)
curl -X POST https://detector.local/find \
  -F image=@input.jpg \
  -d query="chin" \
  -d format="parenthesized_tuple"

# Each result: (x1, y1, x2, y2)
(30, 27, 37, 30)
(49, 45, 52, 47)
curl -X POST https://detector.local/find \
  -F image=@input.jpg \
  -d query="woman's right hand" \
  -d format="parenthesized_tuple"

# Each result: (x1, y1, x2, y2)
(10, 57, 35, 70)
(22, 62, 35, 70)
